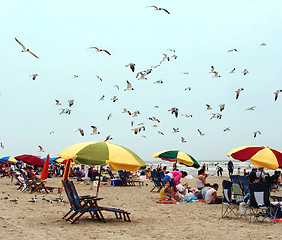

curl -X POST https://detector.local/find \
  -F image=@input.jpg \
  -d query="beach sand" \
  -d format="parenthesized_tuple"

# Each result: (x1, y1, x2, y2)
(0, 175, 281, 240)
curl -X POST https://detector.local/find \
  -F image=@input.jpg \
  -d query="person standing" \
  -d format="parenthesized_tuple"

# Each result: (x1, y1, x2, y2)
(216, 163, 223, 177)
(227, 160, 234, 177)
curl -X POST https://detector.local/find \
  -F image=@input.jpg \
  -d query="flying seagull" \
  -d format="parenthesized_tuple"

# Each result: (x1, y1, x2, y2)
(107, 113, 112, 120)
(227, 48, 237, 52)
(89, 47, 111, 55)
(246, 106, 256, 111)
(253, 131, 261, 138)
(90, 126, 100, 135)
(212, 71, 221, 78)
(99, 95, 105, 101)
(219, 104, 225, 112)
(125, 63, 136, 72)
(96, 75, 103, 81)
(114, 85, 119, 90)
(104, 135, 113, 142)
(0, 142, 4, 149)
(73, 75, 78, 78)
(38, 145, 44, 152)
(153, 80, 163, 84)
(15, 38, 39, 58)
(168, 107, 179, 118)
(242, 69, 249, 75)
(124, 80, 134, 91)
(235, 88, 244, 99)
(209, 66, 215, 73)
(29, 74, 38, 80)
(223, 127, 231, 132)
(197, 129, 205, 136)
(260, 43, 266, 46)
(68, 100, 74, 107)
(172, 128, 179, 133)
(74, 128, 84, 136)
(229, 68, 235, 74)
(206, 104, 212, 110)
(274, 89, 282, 101)
(180, 137, 186, 143)
(148, 6, 170, 14)
(55, 100, 61, 105)
(111, 96, 118, 102)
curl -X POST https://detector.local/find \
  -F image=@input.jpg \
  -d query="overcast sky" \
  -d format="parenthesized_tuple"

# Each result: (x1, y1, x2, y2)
(1, 0, 282, 164)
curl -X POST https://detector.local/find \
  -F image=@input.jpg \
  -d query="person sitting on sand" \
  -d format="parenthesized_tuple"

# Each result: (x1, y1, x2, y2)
(164, 181, 175, 201)
(163, 171, 187, 188)
(196, 169, 207, 190)
(176, 182, 190, 200)
(194, 184, 211, 199)
(204, 183, 222, 204)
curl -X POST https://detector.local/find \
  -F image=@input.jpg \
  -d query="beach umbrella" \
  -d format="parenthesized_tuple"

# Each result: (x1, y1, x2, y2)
(55, 157, 76, 165)
(42, 156, 59, 164)
(0, 156, 17, 164)
(40, 154, 50, 180)
(227, 146, 282, 170)
(58, 141, 146, 196)
(15, 154, 45, 167)
(57, 141, 146, 171)
(62, 158, 73, 181)
(152, 150, 200, 168)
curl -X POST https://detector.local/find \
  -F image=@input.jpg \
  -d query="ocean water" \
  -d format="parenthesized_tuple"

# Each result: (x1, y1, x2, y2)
(145, 159, 276, 177)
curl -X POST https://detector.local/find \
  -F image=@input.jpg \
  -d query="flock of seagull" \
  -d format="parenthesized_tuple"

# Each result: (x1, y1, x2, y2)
(3, 7, 280, 155)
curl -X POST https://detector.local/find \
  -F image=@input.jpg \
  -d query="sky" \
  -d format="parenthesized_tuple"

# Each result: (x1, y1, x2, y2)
(1, 0, 282, 165)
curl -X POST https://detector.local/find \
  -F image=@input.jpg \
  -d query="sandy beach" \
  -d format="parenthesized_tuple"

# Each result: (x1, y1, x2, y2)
(0, 174, 281, 240)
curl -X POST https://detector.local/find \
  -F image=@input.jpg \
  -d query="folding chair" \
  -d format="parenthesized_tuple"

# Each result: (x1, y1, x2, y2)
(249, 182, 280, 223)
(150, 170, 162, 192)
(238, 175, 250, 195)
(222, 180, 242, 219)
(158, 171, 165, 186)
(118, 170, 134, 186)
(230, 175, 243, 191)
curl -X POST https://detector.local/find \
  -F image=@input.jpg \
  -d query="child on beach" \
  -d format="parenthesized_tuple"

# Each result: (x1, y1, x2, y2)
(164, 181, 175, 201)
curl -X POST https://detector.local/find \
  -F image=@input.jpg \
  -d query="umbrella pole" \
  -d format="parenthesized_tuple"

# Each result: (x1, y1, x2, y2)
(95, 166, 102, 197)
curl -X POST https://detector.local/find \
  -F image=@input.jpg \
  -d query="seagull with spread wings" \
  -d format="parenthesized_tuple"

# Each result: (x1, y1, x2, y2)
(235, 88, 244, 99)
(38, 145, 44, 152)
(74, 128, 84, 136)
(148, 6, 170, 14)
(274, 89, 282, 101)
(180, 137, 186, 143)
(124, 80, 134, 91)
(253, 131, 261, 138)
(15, 38, 39, 58)
(168, 107, 179, 118)
(55, 100, 61, 105)
(229, 68, 235, 74)
(125, 63, 136, 72)
(197, 129, 205, 136)
(246, 106, 256, 111)
(89, 46, 111, 55)
(29, 74, 38, 80)
(68, 100, 74, 107)
(90, 126, 100, 135)
(104, 135, 113, 142)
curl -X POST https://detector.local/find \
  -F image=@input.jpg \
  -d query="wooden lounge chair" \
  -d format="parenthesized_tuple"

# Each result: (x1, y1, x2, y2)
(62, 180, 131, 223)
(118, 170, 134, 186)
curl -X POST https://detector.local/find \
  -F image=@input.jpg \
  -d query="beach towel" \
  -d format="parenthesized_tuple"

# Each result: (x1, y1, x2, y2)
(156, 200, 176, 204)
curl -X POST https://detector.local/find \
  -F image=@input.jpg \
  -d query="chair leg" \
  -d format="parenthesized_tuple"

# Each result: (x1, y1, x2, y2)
(62, 209, 73, 220)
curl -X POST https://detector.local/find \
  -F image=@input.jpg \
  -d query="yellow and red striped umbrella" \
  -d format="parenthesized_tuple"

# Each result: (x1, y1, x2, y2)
(227, 146, 282, 170)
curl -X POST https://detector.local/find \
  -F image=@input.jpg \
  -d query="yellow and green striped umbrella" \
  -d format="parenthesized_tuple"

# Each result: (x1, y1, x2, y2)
(57, 141, 146, 171)
(152, 150, 200, 168)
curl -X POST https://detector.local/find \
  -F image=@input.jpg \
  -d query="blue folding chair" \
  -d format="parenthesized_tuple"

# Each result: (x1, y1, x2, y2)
(239, 175, 250, 195)
(230, 175, 243, 192)
(150, 171, 162, 192)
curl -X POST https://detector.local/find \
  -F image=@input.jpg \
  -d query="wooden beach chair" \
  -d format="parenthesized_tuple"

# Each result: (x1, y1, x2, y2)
(118, 170, 134, 186)
(230, 175, 243, 192)
(62, 180, 131, 223)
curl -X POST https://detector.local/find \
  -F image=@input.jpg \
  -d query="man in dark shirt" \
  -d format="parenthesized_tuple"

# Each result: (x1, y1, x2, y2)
(249, 168, 258, 183)
(227, 160, 234, 177)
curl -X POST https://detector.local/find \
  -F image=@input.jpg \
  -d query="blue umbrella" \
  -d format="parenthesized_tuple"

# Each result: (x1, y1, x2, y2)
(42, 156, 59, 164)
